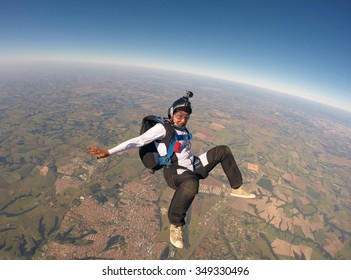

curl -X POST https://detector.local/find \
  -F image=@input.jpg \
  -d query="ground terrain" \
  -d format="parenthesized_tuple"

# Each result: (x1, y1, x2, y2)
(0, 62, 350, 260)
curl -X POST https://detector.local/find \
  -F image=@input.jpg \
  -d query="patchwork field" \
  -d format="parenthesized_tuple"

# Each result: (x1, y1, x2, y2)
(1, 63, 350, 260)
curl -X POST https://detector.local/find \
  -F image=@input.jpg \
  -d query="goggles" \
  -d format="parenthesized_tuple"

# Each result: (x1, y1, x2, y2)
(174, 112, 190, 121)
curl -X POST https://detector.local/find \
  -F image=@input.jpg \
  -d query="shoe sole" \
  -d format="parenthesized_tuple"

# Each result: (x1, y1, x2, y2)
(230, 194, 256, 199)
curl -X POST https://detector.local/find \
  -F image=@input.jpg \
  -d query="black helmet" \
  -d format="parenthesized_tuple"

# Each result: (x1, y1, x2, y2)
(168, 90, 193, 118)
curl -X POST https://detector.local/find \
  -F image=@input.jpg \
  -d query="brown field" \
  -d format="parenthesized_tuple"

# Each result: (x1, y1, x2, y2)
(319, 154, 351, 168)
(194, 127, 214, 142)
(271, 238, 313, 259)
(212, 109, 231, 119)
(38, 166, 49, 176)
(247, 163, 259, 173)
(209, 122, 225, 131)
(55, 176, 85, 194)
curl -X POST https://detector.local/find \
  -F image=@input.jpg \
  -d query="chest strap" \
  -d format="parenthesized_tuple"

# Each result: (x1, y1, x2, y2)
(175, 134, 192, 141)
(158, 133, 192, 166)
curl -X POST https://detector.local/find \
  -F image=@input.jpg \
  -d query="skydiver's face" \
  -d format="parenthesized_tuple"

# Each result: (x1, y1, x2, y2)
(173, 110, 190, 127)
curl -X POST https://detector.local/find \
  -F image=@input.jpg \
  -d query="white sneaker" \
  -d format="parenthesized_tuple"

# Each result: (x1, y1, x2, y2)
(170, 224, 184, 249)
(230, 188, 256, 199)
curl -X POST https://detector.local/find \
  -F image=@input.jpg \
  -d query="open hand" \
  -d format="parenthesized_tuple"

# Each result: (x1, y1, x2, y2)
(88, 146, 110, 159)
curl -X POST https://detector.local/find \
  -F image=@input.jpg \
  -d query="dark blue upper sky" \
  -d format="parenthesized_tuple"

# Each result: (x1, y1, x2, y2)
(1, 0, 350, 111)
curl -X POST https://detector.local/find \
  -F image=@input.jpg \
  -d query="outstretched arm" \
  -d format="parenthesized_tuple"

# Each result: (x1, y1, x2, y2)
(88, 123, 167, 159)
(107, 123, 166, 155)
(88, 146, 110, 159)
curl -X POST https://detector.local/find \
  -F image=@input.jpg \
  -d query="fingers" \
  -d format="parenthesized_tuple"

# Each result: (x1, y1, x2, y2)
(88, 146, 100, 154)
(88, 147, 110, 159)
(88, 147, 110, 160)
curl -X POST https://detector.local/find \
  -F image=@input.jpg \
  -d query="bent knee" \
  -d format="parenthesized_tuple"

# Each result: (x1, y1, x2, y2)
(181, 178, 199, 195)
(217, 145, 231, 156)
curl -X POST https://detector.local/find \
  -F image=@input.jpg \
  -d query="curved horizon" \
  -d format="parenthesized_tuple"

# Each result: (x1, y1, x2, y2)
(1, 1, 350, 113)
(2, 56, 350, 113)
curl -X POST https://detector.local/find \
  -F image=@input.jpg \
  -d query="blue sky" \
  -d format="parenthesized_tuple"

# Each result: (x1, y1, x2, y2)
(1, 0, 350, 111)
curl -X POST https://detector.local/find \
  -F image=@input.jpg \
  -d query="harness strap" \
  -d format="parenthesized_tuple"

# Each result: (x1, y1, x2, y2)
(158, 132, 192, 166)
(155, 115, 164, 123)
(175, 134, 192, 141)
(158, 133, 177, 166)
(193, 156, 202, 170)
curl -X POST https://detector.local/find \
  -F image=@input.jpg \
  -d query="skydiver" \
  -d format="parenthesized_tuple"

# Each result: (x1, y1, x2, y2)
(88, 91, 255, 249)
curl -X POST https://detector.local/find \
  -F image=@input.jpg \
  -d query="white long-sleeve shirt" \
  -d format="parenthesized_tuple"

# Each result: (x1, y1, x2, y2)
(108, 123, 194, 173)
